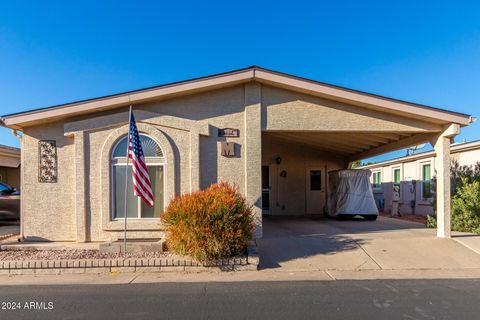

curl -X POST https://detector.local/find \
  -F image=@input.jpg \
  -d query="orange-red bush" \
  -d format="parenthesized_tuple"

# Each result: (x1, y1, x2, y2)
(161, 182, 253, 262)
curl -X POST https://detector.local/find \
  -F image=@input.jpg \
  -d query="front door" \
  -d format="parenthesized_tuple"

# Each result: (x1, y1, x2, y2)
(306, 167, 325, 214)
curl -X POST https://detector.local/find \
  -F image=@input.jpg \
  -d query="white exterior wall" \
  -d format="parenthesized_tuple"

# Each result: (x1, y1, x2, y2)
(457, 148, 480, 165)
(262, 135, 344, 215)
(367, 143, 480, 216)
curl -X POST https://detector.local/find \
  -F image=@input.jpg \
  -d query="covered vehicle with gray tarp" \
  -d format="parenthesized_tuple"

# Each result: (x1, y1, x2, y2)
(327, 169, 378, 220)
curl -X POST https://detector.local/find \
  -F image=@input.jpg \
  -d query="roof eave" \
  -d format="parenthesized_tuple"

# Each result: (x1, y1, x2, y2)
(1, 66, 473, 128)
(253, 69, 472, 126)
(360, 140, 480, 169)
(2, 69, 255, 128)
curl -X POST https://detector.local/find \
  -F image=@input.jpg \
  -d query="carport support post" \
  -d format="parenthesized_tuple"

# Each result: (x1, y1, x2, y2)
(244, 82, 263, 239)
(74, 131, 87, 242)
(432, 124, 460, 238)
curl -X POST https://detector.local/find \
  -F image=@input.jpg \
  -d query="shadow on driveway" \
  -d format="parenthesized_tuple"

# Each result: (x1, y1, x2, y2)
(257, 215, 480, 271)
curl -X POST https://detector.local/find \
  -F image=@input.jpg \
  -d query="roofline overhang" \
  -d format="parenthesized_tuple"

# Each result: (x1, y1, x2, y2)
(360, 139, 480, 169)
(0, 147, 20, 158)
(0, 66, 474, 129)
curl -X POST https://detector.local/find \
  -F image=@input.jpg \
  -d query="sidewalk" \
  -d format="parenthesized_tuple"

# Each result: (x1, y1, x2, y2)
(3, 268, 480, 286)
(2, 217, 480, 285)
(452, 231, 480, 255)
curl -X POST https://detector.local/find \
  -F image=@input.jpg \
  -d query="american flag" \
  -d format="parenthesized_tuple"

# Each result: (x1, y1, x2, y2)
(128, 111, 154, 207)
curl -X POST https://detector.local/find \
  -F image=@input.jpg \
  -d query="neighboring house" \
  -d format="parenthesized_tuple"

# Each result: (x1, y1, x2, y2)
(361, 140, 480, 216)
(0, 144, 20, 189)
(0, 66, 473, 242)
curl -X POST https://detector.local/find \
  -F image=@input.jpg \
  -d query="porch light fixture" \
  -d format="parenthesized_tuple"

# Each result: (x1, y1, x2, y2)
(276, 156, 282, 165)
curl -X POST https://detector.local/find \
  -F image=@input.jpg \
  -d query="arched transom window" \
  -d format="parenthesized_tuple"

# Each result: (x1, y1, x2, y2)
(111, 134, 165, 219)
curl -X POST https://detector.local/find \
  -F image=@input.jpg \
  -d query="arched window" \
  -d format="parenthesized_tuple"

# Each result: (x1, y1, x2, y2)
(111, 134, 165, 219)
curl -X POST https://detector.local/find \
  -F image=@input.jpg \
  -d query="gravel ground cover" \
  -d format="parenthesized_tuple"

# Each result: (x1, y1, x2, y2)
(0, 249, 173, 261)
(380, 212, 427, 224)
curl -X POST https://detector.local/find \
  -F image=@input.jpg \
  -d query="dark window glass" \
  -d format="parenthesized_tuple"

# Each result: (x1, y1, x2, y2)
(262, 166, 270, 210)
(262, 191, 270, 210)
(262, 166, 270, 189)
(310, 170, 322, 190)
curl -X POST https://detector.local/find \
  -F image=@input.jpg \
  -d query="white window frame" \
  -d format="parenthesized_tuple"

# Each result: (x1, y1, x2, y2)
(392, 166, 402, 197)
(420, 161, 433, 201)
(110, 134, 166, 220)
(372, 170, 382, 191)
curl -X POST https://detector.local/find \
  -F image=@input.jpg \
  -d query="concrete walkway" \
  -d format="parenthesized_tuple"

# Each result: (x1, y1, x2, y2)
(452, 231, 480, 255)
(258, 216, 480, 271)
(3, 268, 480, 286)
(0, 223, 19, 240)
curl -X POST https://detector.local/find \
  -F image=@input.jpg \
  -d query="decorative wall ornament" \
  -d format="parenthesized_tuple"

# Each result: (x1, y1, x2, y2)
(38, 140, 57, 183)
(220, 141, 236, 157)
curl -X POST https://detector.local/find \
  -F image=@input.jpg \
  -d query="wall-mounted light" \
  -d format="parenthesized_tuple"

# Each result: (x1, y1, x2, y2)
(276, 156, 282, 165)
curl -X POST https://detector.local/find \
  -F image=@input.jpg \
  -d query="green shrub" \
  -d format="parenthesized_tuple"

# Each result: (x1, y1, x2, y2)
(427, 177, 480, 234)
(451, 178, 480, 234)
(426, 214, 437, 228)
(161, 182, 253, 262)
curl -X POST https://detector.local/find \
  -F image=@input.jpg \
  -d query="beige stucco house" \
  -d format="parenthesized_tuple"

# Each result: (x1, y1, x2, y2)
(0, 67, 474, 242)
(361, 140, 480, 216)
(0, 144, 20, 189)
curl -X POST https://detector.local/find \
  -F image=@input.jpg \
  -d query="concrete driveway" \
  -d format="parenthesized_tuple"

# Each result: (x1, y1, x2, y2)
(258, 216, 480, 271)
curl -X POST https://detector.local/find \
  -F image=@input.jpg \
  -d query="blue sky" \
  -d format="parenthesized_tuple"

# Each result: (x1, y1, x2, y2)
(0, 1, 479, 162)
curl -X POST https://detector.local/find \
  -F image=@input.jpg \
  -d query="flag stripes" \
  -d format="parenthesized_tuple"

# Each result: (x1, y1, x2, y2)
(128, 112, 155, 208)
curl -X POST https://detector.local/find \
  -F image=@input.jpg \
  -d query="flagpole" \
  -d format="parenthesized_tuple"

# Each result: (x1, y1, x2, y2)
(123, 105, 132, 256)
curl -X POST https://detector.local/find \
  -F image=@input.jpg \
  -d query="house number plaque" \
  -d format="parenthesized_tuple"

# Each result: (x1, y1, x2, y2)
(218, 128, 240, 137)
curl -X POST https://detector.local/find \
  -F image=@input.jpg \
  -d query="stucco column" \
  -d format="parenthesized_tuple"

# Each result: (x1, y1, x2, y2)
(189, 129, 201, 192)
(432, 123, 460, 238)
(74, 131, 87, 242)
(18, 131, 25, 240)
(244, 82, 263, 239)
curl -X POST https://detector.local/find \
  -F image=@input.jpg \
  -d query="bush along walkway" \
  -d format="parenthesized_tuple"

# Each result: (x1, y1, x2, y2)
(0, 254, 256, 275)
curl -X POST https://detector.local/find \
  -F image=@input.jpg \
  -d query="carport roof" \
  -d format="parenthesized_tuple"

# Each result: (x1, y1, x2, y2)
(0, 144, 20, 168)
(0, 66, 474, 129)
